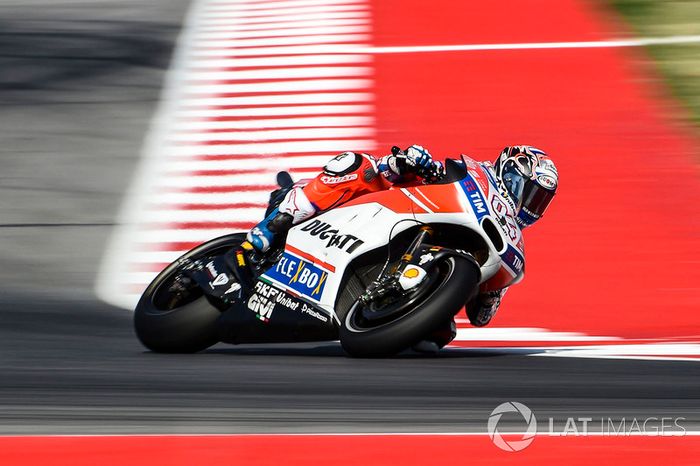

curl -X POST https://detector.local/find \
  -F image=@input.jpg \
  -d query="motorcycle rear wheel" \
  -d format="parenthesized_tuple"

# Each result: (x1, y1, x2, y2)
(134, 233, 246, 353)
(340, 256, 479, 357)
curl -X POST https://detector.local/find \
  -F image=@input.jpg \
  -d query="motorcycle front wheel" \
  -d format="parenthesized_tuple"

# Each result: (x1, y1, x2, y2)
(340, 256, 480, 357)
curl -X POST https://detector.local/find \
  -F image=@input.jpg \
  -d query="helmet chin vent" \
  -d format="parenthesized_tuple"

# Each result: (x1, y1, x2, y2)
(481, 217, 505, 254)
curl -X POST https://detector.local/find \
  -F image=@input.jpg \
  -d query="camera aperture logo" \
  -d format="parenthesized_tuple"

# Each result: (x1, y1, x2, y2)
(487, 401, 538, 452)
(487, 402, 687, 451)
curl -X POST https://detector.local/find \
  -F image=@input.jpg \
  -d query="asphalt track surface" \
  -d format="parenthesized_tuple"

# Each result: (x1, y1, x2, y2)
(2, 293, 700, 434)
(1, 1, 699, 435)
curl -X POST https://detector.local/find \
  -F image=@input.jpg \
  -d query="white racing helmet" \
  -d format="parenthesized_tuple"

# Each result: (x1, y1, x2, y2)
(494, 146, 558, 227)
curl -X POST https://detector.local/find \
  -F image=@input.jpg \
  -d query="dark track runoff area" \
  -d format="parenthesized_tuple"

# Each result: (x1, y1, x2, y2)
(1, 0, 698, 435)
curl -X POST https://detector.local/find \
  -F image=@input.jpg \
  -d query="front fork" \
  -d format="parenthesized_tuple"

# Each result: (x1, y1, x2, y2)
(359, 226, 481, 305)
(359, 227, 433, 305)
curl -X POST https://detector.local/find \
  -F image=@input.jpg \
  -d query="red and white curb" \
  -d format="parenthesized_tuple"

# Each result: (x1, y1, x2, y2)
(97, 0, 376, 309)
(448, 325, 700, 361)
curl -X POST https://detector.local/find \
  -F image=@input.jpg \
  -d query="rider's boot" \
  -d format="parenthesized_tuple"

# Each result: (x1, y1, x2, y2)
(229, 186, 317, 288)
(246, 207, 289, 253)
(466, 289, 505, 327)
(229, 208, 293, 288)
(412, 318, 457, 354)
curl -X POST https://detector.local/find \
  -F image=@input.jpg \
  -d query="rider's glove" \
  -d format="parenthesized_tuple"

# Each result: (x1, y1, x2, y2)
(423, 160, 445, 183)
(382, 145, 444, 183)
(404, 145, 434, 177)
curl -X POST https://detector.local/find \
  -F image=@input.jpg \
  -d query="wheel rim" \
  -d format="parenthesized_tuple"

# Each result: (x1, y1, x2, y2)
(149, 243, 239, 312)
(151, 276, 203, 312)
(345, 258, 455, 332)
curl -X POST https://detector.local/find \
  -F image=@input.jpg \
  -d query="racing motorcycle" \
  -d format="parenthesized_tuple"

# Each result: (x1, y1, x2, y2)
(134, 156, 525, 357)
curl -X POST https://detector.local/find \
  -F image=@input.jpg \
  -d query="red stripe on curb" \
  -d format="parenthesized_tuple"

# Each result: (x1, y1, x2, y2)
(157, 185, 278, 193)
(188, 168, 276, 176)
(146, 202, 267, 210)
(136, 241, 204, 252)
(143, 221, 256, 230)
(162, 153, 335, 161)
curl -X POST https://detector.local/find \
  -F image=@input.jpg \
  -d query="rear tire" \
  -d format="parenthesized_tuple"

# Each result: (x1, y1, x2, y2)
(134, 233, 246, 353)
(340, 256, 479, 357)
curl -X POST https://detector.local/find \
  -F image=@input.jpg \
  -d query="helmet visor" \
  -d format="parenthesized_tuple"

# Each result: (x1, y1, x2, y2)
(520, 181, 556, 219)
(502, 170, 526, 210)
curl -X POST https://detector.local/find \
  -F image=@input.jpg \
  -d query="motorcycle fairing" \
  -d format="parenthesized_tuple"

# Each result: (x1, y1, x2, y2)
(457, 168, 525, 279)
(260, 246, 333, 304)
(258, 161, 524, 320)
(217, 279, 339, 344)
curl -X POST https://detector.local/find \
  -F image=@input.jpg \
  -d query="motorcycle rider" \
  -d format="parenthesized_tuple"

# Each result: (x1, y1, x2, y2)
(467, 145, 558, 328)
(232, 144, 558, 350)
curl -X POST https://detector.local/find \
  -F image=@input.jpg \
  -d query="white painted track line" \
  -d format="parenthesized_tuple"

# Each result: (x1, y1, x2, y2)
(186, 36, 700, 58)
(190, 35, 700, 57)
(363, 35, 700, 53)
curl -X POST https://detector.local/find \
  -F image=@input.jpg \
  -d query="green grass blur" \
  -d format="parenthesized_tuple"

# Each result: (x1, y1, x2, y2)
(612, 0, 700, 126)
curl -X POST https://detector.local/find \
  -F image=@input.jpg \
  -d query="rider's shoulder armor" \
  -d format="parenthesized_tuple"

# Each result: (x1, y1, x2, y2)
(324, 152, 364, 176)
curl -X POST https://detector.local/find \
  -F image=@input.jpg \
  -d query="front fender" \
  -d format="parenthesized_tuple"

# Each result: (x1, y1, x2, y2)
(414, 245, 481, 278)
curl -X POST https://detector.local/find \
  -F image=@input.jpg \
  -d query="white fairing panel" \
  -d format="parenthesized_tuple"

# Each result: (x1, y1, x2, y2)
(279, 202, 410, 314)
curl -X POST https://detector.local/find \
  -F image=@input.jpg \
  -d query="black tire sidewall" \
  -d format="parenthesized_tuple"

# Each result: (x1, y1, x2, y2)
(340, 257, 479, 357)
(133, 233, 246, 353)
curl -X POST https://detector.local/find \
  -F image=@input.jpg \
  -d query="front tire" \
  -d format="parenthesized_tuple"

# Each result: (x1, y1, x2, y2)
(134, 233, 246, 353)
(340, 256, 479, 357)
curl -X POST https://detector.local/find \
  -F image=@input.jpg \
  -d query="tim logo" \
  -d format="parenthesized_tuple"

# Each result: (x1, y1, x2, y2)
(263, 252, 329, 301)
(461, 174, 488, 220)
(502, 246, 524, 274)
